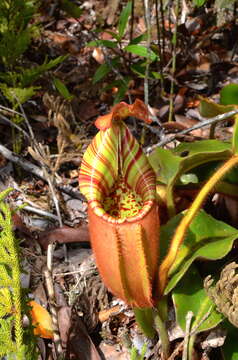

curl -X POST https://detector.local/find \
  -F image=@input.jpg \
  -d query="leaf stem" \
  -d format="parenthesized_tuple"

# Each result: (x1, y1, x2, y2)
(158, 154, 238, 295)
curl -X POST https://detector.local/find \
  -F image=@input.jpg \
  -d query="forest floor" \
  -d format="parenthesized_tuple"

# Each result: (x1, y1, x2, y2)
(1, 1, 238, 359)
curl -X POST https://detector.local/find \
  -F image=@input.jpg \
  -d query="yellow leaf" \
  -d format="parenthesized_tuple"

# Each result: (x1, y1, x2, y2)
(28, 300, 53, 339)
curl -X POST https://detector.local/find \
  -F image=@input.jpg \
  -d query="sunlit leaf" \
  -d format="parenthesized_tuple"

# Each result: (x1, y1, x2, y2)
(125, 45, 158, 61)
(220, 83, 238, 106)
(160, 210, 238, 294)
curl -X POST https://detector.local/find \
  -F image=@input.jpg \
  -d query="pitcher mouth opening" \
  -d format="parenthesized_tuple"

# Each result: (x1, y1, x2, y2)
(88, 175, 155, 224)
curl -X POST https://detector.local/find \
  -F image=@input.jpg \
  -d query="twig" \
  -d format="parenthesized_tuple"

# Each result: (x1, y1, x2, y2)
(168, 0, 180, 122)
(0, 105, 25, 117)
(0, 144, 84, 201)
(0, 113, 31, 141)
(145, 109, 238, 153)
(0, 144, 45, 178)
(23, 205, 59, 221)
(44, 266, 63, 358)
(155, 0, 164, 94)
(14, 96, 36, 142)
(143, 0, 151, 106)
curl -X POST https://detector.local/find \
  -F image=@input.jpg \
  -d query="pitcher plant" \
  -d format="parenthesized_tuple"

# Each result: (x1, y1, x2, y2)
(79, 99, 160, 308)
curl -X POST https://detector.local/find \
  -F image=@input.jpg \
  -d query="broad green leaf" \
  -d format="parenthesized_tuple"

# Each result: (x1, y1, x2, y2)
(93, 63, 110, 84)
(220, 83, 238, 105)
(92, 58, 119, 84)
(149, 140, 232, 213)
(87, 39, 117, 49)
(193, 0, 207, 6)
(161, 210, 238, 294)
(125, 45, 158, 61)
(60, 0, 82, 17)
(53, 78, 74, 100)
(222, 322, 238, 359)
(172, 265, 223, 333)
(199, 96, 235, 118)
(130, 62, 147, 78)
(134, 308, 156, 338)
(118, 1, 132, 39)
(149, 140, 231, 185)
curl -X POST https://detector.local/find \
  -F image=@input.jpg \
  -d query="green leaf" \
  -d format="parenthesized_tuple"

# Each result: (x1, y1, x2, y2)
(180, 173, 199, 184)
(0, 83, 38, 105)
(134, 307, 156, 338)
(129, 33, 147, 45)
(232, 116, 238, 154)
(172, 265, 223, 333)
(149, 140, 231, 213)
(87, 39, 117, 48)
(193, 0, 207, 6)
(60, 0, 82, 17)
(220, 83, 238, 106)
(93, 63, 111, 84)
(125, 44, 158, 61)
(161, 210, 238, 294)
(104, 30, 120, 42)
(20, 55, 67, 87)
(92, 57, 119, 84)
(199, 96, 235, 118)
(53, 77, 74, 100)
(118, 1, 132, 39)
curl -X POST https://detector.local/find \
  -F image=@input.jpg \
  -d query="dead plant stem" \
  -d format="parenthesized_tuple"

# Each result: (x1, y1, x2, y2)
(144, 0, 151, 106)
(168, 0, 180, 122)
(145, 109, 238, 153)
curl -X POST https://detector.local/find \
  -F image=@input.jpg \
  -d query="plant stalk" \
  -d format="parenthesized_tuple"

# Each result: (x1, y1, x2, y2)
(168, 0, 180, 122)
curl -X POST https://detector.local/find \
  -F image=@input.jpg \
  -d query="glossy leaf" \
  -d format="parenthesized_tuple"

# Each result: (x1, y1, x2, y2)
(220, 83, 238, 105)
(172, 265, 223, 333)
(149, 140, 232, 213)
(160, 210, 238, 294)
(149, 140, 231, 185)
(118, 1, 132, 39)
